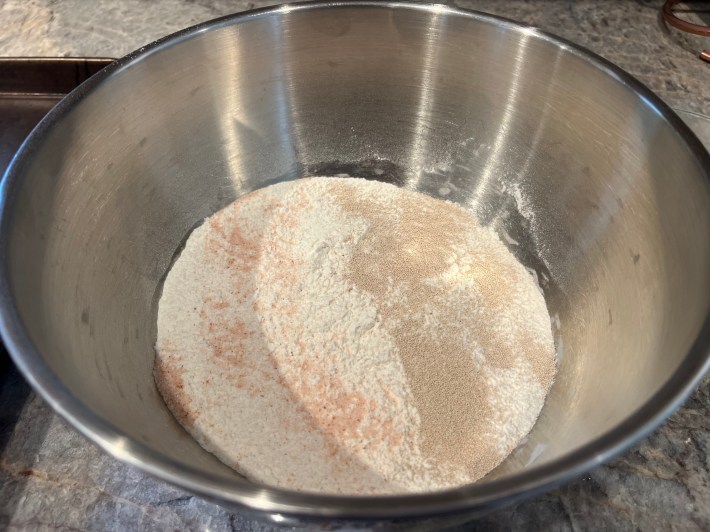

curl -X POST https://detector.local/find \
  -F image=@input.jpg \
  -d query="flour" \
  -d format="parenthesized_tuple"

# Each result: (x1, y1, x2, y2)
(155, 177, 556, 495)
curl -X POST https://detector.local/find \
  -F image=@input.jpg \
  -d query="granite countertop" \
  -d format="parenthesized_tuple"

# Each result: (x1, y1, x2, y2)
(1, 1, 709, 530)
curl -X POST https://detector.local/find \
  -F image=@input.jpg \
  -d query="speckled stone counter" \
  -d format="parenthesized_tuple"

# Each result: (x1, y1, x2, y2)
(1, 1, 709, 530)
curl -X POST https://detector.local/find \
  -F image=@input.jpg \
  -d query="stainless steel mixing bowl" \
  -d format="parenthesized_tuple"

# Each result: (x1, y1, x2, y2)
(2, 1, 710, 525)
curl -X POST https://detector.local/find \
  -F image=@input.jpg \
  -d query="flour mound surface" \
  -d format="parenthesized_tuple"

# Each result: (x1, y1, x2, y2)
(155, 176, 556, 495)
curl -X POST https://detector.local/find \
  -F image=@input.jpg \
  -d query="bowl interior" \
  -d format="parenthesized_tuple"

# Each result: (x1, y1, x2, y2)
(3, 1, 710, 512)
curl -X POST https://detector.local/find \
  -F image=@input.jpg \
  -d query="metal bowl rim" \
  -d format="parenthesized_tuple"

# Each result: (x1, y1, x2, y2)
(1, 0, 710, 520)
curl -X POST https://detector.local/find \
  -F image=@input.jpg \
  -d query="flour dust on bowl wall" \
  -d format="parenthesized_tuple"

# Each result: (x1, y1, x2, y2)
(2, 1, 710, 522)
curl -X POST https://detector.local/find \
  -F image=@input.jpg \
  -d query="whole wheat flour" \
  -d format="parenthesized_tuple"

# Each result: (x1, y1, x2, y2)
(154, 177, 556, 495)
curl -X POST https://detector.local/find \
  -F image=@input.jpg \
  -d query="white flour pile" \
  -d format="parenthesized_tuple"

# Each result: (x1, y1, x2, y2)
(154, 176, 556, 495)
